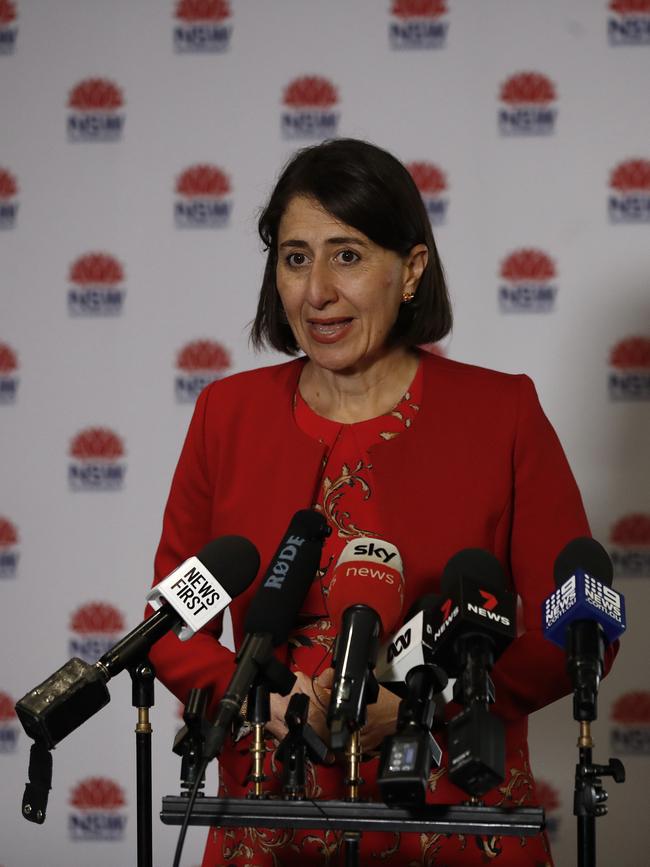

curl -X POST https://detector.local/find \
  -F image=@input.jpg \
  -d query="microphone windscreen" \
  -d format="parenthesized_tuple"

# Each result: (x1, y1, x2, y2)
(197, 536, 260, 597)
(405, 592, 441, 622)
(243, 509, 329, 644)
(327, 538, 404, 640)
(553, 537, 614, 589)
(441, 548, 507, 596)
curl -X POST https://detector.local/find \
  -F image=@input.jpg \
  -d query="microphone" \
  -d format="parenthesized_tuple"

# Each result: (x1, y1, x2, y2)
(203, 509, 329, 760)
(543, 537, 626, 721)
(15, 536, 260, 749)
(430, 549, 516, 797)
(375, 593, 441, 691)
(326, 537, 404, 751)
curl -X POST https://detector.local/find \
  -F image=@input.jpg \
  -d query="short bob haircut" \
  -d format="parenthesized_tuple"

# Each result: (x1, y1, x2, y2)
(251, 138, 452, 355)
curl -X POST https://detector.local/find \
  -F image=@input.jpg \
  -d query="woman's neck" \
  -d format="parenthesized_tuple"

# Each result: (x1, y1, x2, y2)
(298, 347, 420, 423)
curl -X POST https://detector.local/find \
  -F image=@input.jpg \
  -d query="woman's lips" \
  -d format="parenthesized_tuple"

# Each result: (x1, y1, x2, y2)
(306, 318, 353, 344)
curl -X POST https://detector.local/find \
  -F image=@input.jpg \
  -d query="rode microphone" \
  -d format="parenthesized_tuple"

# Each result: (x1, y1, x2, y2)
(204, 509, 329, 760)
(543, 537, 626, 721)
(326, 537, 404, 751)
(15, 536, 260, 750)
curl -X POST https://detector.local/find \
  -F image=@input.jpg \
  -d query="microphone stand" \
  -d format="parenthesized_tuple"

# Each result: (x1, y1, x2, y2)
(130, 661, 156, 867)
(246, 682, 270, 799)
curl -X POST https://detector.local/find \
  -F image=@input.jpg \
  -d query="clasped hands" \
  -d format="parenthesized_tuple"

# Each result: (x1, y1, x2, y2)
(266, 668, 400, 757)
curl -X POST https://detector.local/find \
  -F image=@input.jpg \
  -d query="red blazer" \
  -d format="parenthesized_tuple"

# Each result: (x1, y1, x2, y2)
(149, 350, 614, 745)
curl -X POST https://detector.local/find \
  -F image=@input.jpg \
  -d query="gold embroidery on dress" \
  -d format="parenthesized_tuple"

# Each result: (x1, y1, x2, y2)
(322, 460, 376, 538)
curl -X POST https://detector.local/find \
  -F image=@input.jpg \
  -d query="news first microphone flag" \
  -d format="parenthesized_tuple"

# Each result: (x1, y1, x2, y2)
(2, 3, 649, 867)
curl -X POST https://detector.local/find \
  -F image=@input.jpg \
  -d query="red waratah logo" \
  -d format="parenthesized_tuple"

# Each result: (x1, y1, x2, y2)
(70, 253, 124, 285)
(500, 249, 556, 281)
(177, 339, 230, 372)
(609, 513, 650, 578)
(68, 78, 123, 111)
(408, 161, 447, 194)
(612, 691, 650, 724)
(176, 164, 230, 197)
(0, 168, 17, 199)
(608, 160, 650, 221)
(175, 340, 231, 402)
(500, 72, 556, 104)
(0, 343, 18, 403)
(70, 777, 126, 809)
(407, 162, 448, 224)
(68, 253, 126, 315)
(70, 602, 125, 634)
(67, 79, 125, 141)
(610, 0, 650, 10)
(610, 336, 650, 369)
(0, 691, 16, 721)
(499, 249, 557, 312)
(611, 514, 650, 546)
(175, 165, 232, 227)
(0, 517, 18, 548)
(283, 76, 338, 109)
(175, 0, 230, 20)
(392, 0, 447, 17)
(609, 337, 650, 400)
(0, 342, 17, 373)
(0, 0, 17, 25)
(498, 73, 557, 135)
(70, 427, 125, 460)
(610, 159, 650, 192)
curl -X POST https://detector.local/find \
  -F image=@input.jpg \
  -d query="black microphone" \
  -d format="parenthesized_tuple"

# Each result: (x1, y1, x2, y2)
(544, 537, 626, 722)
(15, 535, 260, 749)
(431, 549, 516, 797)
(203, 509, 329, 760)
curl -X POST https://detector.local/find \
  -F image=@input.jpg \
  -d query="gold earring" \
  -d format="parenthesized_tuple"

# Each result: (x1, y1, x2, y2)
(402, 291, 415, 303)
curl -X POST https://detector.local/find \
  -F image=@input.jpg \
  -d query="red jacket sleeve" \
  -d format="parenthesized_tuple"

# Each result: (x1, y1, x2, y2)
(491, 375, 618, 722)
(146, 386, 238, 715)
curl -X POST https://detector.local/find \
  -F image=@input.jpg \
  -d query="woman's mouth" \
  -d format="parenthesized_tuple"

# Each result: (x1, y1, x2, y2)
(307, 318, 353, 343)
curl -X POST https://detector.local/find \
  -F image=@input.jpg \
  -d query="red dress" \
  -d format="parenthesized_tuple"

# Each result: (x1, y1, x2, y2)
(148, 351, 616, 867)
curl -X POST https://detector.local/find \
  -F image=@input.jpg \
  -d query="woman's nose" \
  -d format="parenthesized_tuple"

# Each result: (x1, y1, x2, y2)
(305, 256, 338, 308)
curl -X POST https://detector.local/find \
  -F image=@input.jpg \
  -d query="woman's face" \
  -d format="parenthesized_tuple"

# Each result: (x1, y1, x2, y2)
(275, 196, 427, 375)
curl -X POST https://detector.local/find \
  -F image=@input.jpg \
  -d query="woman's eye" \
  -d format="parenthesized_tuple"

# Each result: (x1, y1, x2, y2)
(337, 249, 360, 264)
(287, 252, 307, 266)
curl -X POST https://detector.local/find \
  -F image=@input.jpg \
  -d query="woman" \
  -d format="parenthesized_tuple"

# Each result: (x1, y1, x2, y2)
(149, 139, 614, 866)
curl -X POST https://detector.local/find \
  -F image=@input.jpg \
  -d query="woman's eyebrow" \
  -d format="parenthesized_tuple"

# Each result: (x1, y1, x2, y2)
(279, 236, 369, 248)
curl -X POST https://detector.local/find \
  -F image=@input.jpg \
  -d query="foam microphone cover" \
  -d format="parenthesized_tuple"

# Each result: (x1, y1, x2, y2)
(553, 537, 614, 589)
(243, 509, 329, 645)
(327, 537, 404, 640)
(196, 535, 261, 596)
(441, 548, 507, 596)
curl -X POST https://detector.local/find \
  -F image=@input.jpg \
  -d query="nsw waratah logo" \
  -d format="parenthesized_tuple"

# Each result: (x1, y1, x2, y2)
(610, 691, 650, 755)
(68, 777, 128, 840)
(0, 168, 18, 229)
(67, 78, 125, 142)
(0, 516, 19, 578)
(68, 427, 126, 490)
(608, 159, 650, 222)
(535, 780, 561, 842)
(609, 513, 650, 577)
(498, 72, 557, 136)
(407, 161, 449, 225)
(68, 253, 126, 316)
(0, 691, 19, 753)
(498, 249, 557, 313)
(389, 0, 448, 50)
(608, 336, 650, 400)
(281, 76, 340, 140)
(0, 342, 19, 403)
(68, 602, 125, 662)
(175, 339, 231, 403)
(175, 164, 232, 228)
(174, 0, 231, 52)
(608, 0, 650, 45)
(0, 0, 17, 54)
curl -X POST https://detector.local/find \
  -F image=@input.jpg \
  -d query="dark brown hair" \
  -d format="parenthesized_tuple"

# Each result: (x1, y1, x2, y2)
(251, 138, 452, 354)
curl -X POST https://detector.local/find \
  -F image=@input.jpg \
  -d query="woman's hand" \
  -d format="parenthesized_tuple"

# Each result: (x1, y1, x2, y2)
(266, 670, 332, 745)
(315, 668, 401, 754)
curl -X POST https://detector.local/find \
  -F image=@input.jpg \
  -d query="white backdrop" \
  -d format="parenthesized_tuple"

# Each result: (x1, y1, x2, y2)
(1, 2, 649, 866)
